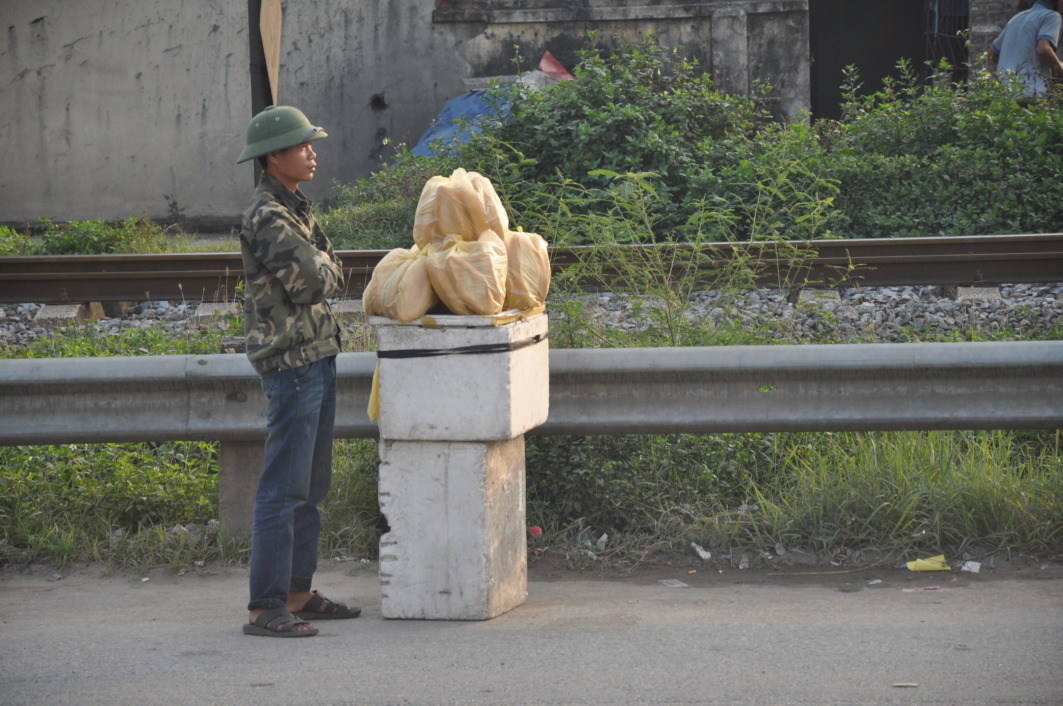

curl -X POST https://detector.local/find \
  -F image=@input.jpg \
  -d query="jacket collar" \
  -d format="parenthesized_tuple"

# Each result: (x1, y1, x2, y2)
(258, 172, 312, 211)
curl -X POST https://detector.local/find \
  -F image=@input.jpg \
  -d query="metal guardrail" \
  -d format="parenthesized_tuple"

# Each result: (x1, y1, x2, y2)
(3, 342, 1061, 445)
(540, 343, 1063, 434)
(0, 354, 377, 445)
(4, 342, 1061, 533)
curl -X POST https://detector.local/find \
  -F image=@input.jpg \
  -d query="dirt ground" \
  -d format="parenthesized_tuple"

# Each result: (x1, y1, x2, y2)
(4, 547, 1062, 706)
(4, 542, 1061, 592)
(524, 543, 1063, 591)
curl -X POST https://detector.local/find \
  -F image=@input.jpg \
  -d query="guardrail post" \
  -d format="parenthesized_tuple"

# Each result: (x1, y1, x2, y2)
(217, 440, 262, 538)
(372, 312, 549, 620)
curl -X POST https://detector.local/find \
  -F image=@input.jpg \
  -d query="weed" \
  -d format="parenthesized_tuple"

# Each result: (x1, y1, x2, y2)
(164, 194, 186, 224)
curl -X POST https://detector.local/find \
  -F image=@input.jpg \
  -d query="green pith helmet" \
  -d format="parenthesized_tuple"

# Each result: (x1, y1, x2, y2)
(237, 105, 328, 164)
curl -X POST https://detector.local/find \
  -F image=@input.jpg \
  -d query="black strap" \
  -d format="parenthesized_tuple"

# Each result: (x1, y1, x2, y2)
(376, 333, 547, 359)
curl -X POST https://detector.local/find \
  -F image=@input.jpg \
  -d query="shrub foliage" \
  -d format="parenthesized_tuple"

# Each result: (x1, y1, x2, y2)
(324, 36, 1063, 250)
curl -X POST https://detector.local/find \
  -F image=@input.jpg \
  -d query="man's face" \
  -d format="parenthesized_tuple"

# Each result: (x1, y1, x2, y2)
(268, 142, 318, 189)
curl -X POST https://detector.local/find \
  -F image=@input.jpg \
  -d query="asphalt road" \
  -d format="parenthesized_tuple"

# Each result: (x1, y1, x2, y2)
(1, 560, 1061, 705)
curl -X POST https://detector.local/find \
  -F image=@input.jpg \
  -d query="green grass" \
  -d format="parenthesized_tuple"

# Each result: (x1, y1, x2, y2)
(0, 437, 383, 572)
(0, 217, 239, 257)
(2, 302, 1060, 572)
(524, 429, 1063, 570)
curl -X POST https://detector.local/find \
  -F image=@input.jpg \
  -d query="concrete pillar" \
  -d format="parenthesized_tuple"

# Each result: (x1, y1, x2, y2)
(217, 440, 262, 538)
(371, 311, 549, 620)
(378, 437, 527, 620)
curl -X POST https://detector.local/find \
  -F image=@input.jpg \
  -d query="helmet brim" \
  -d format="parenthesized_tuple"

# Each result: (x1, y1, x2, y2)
(237, 125, 328, 164)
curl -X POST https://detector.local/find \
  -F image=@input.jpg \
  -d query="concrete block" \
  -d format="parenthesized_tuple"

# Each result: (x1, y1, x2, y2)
(32, 302, 103, 329)
(378, 437, 527, 620)
(956, 286, 1000, 300)
(798, 289, 840, 304)
(372, 311, 549, 441)
(191, 302, 239, 326)
(217, 440, 262, 538)
(333, 298, 365, 323)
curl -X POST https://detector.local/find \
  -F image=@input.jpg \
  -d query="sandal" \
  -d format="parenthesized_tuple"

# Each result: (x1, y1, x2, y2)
(243, 607, 319, 638)
(293, 590, 361, 620)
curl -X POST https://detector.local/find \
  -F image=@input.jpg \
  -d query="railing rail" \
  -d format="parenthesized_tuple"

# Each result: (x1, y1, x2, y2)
(4, 341, 1061, 533)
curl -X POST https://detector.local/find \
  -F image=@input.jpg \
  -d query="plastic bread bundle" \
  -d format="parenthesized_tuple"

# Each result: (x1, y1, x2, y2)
(412, 175, 449, 250)
(502, 228, 551, 310)
(371, 169, 547, 320)
(361, 245, 438, 322)
(414, 168, 509, 248)
(426, 230, 508, 316)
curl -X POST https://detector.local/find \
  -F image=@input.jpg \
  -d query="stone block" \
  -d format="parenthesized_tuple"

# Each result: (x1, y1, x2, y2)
(32, 302, 102, 330)
(372, 311, 549, 441)
(956, 286, 1000, 300)
(378, 437, 527, 620)
(217, 440, 262, 538)
(333, 298, 365, 323)
(191, 302, 238, 326)
(798, 289, 840, 304)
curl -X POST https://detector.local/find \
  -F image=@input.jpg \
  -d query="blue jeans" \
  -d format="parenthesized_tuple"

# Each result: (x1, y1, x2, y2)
(248, 356, 336, 611)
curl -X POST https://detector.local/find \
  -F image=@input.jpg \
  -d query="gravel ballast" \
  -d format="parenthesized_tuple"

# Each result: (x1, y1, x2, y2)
(2, 283, 1062, 349)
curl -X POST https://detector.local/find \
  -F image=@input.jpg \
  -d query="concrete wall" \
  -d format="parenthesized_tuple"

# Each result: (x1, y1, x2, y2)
(1, 1, 250, 226)
(969, 0, 1028, 56)
(2, 0, 811, 226)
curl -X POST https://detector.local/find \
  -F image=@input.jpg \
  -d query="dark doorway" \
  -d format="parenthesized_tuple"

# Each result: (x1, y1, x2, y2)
(809, 0, 969, 120)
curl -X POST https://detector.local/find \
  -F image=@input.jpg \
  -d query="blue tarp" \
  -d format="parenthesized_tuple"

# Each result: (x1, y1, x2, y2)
(410, 90, 511, 157)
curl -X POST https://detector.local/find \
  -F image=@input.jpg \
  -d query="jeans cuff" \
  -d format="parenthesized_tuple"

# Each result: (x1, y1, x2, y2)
(247, 598, 285, 612)
(290, 575, 313, 593)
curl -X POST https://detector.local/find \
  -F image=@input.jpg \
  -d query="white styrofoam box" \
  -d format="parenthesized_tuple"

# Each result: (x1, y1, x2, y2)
(378, 437, 528, 620)
(371, 311, 549, 441)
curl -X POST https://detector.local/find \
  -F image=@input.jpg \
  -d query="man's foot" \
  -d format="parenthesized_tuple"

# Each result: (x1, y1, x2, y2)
(243, 607, 318, 637)
(289, 589, 361, 620)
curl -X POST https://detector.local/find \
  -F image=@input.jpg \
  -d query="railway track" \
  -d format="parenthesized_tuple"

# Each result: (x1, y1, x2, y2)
(0, 233, 1060, 305)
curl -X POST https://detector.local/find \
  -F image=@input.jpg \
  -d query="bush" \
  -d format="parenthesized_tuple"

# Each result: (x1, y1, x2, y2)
(32, 215, 178, 255)
(36, 217, 134, 254)
(317, 146, 455, 250)
(0, 225, 34, 255)
(472, 33, 764, 184)
(318, 197, 419, 251)
(820, 61, 1063, 237)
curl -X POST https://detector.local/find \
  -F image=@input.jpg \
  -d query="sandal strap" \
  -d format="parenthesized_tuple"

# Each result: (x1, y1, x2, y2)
(252, 607, 310, 633)
(304, 590, 349, 614)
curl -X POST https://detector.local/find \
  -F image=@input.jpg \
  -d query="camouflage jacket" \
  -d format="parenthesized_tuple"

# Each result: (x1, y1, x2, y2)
(239, 173, 344, 376)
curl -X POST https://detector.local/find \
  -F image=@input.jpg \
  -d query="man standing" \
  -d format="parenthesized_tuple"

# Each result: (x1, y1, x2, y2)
(987, 0, 1063, 98)
(236, 105, 360, 637)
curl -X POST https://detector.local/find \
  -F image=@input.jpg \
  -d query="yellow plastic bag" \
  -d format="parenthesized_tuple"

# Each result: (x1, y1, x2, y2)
(502, 228, 551, 310)
(412, 175, 449, 250)
(904, 554, 950, 571)
(362, 245, 438, 322)
(426, 230, 508, 315)
(467, 170, 509, 240)
(434, 168, 509, 242)
(377, 247, 437, 322)
(361, 247, 408, 318)
(367, 363, 380, 423)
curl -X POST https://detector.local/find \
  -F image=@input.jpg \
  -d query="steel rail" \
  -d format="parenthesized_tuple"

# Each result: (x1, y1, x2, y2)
(0, 233, 1060, 304)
